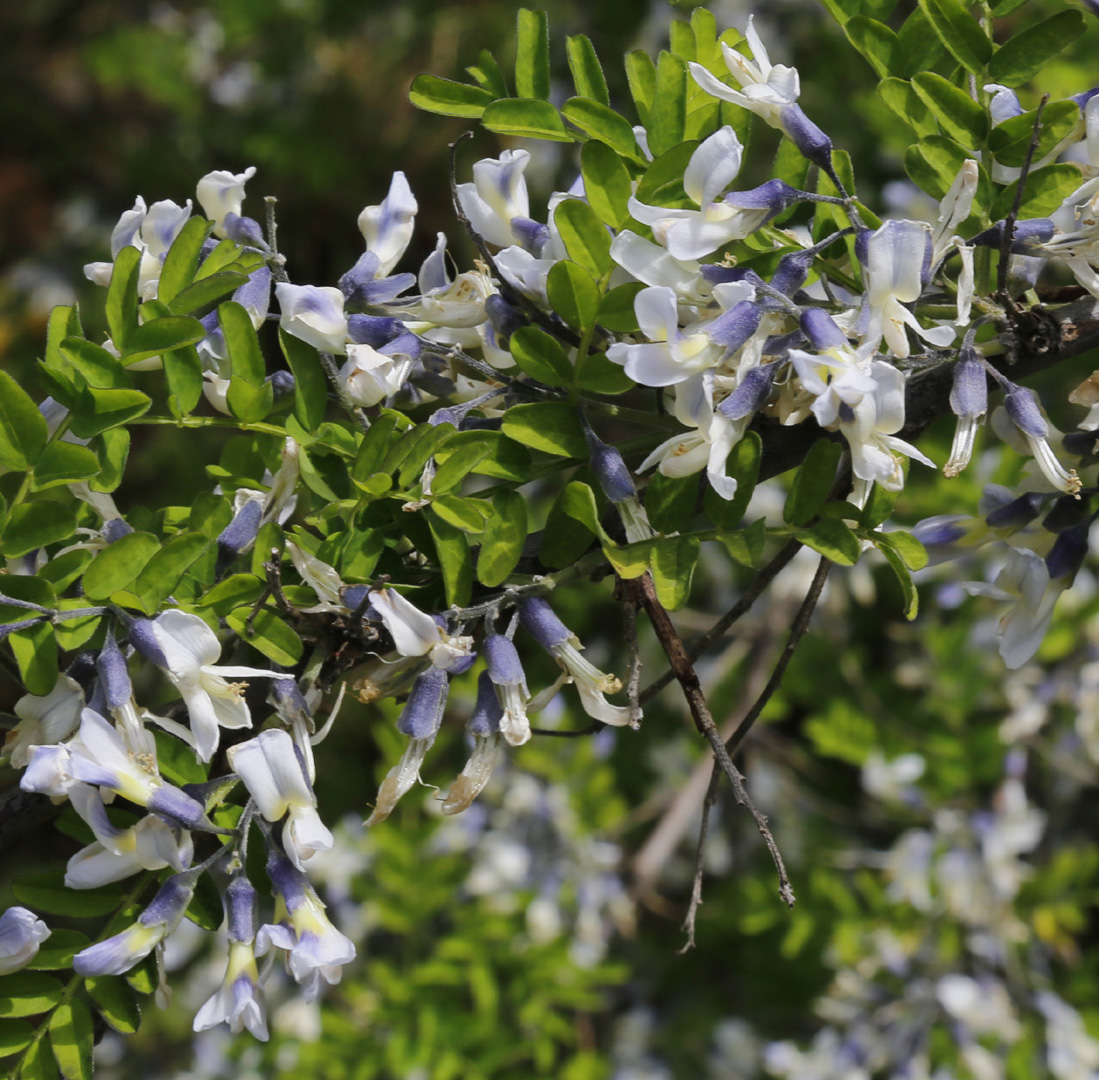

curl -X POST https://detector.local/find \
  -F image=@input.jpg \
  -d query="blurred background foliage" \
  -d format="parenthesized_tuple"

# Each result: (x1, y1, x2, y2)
(4, 0, 1099, 1077)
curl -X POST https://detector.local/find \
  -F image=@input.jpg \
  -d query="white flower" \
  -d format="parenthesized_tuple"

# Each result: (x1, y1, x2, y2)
(228, 729, 333, 871)
(5, 674, 84, 768)
(196, 167, 257, 238)
(0, 906, 50, 975)
(456, 149, 532, 248)
(149, 609, 292, 762)
(275, 283, 348, 354)
(368, 587, 474, 672)
(338, 343, 412, 406)
(194, 940, 268, 1040)
(357, 171, 418, 277)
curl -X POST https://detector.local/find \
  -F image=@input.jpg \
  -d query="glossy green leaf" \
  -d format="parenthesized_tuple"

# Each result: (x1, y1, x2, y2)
(431, 439, 492, 494)
(119, 316, 205, 365)
(649, 534, 700, 610)
(69, 387, 151, 438)
(596, 283, 644, 334)
(38, 551, 91, 593)
(668, 17, 696, 61)
(162, 343, 203, 418)
(562, 98, 643, 160)
(705, 431, 761, 531)
(48, 997, 94, 1080)
(634, 141, 698, 207)
(221, 301, 270, 422)
(604, 538, 653, 579)
(481, 98, 571, 142)
(859, 480, 899, 529)
(880, 542, 919, 618)
(917, 0, 992, 75)
(198, 573, 266, 616)
(647, 51, 687, 158)
(990, 163, 1085, 220)
(1, 501, 78, 558)
(645, 472, 698, 534)
(795, 518, 861, 566)
(912, 71, 987, 147)
(352, 411, 399, 484)
(509, 327, 573, 387)
(988, 100, 1081, 167)
(580, 140, 633, 229)
(468, 431, 531, 482)
(624, 49, 657, 127)
(279, 327, 328, 432)
(555, 197, 613, 278)
(58, 337, 130, 388)
(476, 489, 527, 587)
(987, 11, 1085, 87)
(877, 529, 928, 570)
(427, 513, 472, 607)
(893, 8, 945, 77)
(82, 531, 160, 600)
(18, 1035, 60, 1080)
(0, 575, 54, 622)
(28, 442, 100, 492)
(719, 518, 767, 567)
(125, 956, 157, 996)
(784, 439, 843, 526)
(904, 135, 971, 200)
(546, 260, 600, 330)
(152, 727, 206, 786)
(515, 8, 550, 99)
(85, 976, 141, 1035)
(133, 531, 210, 610)
(105, 244, 140, 351)
(576, 349, 633, 394)
(9, 620, 58, 696)
(843, 16, 897, 78)
(0, 973, 63, 1018)
(467, 49, 508, 97)
(565, 34, 608, 104)
(28, 931, 89, 972)
(166, 271, 251, 317)
(226, 606, 304, 666)
(157, 215, 214, 306)
(559, 481, 605, 539)
(0, 370, 48, 472)
(691, 7, 720, 66)
(408, 74, 492, 118)
(501, 403, 587, 458)
(0, 1019, 34, 1057)
(430, 494, 488, 533)
(540, 487, 597, 568)
(90, 428, 130, 493)
(878, 77, 939, 139)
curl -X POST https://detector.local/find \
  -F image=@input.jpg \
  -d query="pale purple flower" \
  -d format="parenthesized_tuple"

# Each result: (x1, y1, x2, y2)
(357, 171, 418, 277)
(275, 282, 349, 355)
(0, 906, 50, 975)
(196, 167, 257, 238)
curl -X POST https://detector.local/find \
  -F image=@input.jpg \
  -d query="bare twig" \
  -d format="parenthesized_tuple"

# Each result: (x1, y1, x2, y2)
(623, 592, 643, 729)
(679, 763, 720, 952)
(622, 573, 796, 908)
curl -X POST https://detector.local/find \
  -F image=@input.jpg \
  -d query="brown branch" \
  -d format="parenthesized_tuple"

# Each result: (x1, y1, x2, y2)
(679, 763, 721, 953)
(621, 572, 796, 908)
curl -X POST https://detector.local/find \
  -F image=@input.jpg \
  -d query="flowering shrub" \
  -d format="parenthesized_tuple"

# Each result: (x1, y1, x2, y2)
(3, 3, 1099, 1076)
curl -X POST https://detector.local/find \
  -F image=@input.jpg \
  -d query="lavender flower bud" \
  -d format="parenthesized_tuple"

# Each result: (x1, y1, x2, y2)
(769, 250, 814, 297)
(266, 370, 296, 403)
(950, 351, 988, 419)
(985, 491, 1046, 529)
(1046, 523, 1090, 581)
(484, 635, 525, 687)
(970, 219, 1055, 252)
(1004, 384, 1048, 438)
(484, 294, 527, 342)
(396, 667, 449, 739)
(268, 677, 311, 725)
(225, 875, 258, 944)
(128, 618, 168, 668)
(911, 515, 969, 547)
(96, 631, 131, 710)
(222, 213, 267, 250)
(102, 518, 133, 544)
(584, 428, 636, 504)
(140, 872, 197, 928)
(706, 300, 762, 350)
(347, 314, 403, 347)
(147, 785, 211, 830)
(518, 597, 572, 650)
(779, 104, 833, 169)
(1042, 494, 1092, 533)
(216, 498, 263, 574)
(468, 671, 503, 737)
(719, 362, 778, 421)
(801, 307, 847, 351)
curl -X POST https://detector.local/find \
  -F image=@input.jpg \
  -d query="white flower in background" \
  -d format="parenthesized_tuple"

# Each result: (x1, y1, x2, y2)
(456, 149, 532, 248)
(146, 609, 293, 762)
(0, 906, 50, 975)
(228, 729, 334, 871)
(1040, 177, 1099, 298)
(275, 283, 349, 354)
(862, 751, 925, 803)
(4, 674, 84, 768)
(196, 167, 257, 238)
(357, 171, 418, 277)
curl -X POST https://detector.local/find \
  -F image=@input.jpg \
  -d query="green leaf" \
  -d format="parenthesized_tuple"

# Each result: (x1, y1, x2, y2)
(634, 140, 698, 207)
(430, 494, 488, 533)
(133, 531, 210, 610)
(166, 271, 251, 317)
(988, 99, 1081, 167)
(1, 501, 78, 558)
(82, 531, 160, 601)
(226, 606, 304, 666)
(431, 439, 492, 495)
(843, 16, 897, 78)
(18, 1035, 60, 1080)
(502, 403, 587, 458)
(878, 77, 939, 139)
(880, 542, 919, 618)
(85, 977, 140, 1035)
(509, 327, 573, 387)
(408, 74, 492, 118)
(481, 98, 571, 142)
(427, 513, 472, 607)
(647, 52, 687, 158)
(912, 71, 987, 147)
(515, 8, 550, 100)
(604, 538, 653, 579)
(559, 481, 605, 539)
(28, 931, 89, 971)
(58, 337, 130, 389)
(576, 349, 633, 394)
(566, 34, 608, 104)
(546, 260, 600, 330)
(562, 98, 642, 160)
(580, 141, 633, 229)
(877, 529, 928, 570)
(0, 370, 49, 472)
(784, 439, 842, 526)
(163, 344, 203, 418)
(467, 49, 508, 97)
(197, 573, 266, 616)
(991, 163, 1085, 220)
(555, 198, 613, 278)
(0, 575, 54, 622)
(221, 301, 270, 423)
(90, 428, 129, 493)
(917, 0, 993, 75)
(596, 283, 644, 334)
(48, 997, 94, 1080)
(119, 316, 205, 366)
(859, 479, 899, 529)
(476, 489, 527, 587)
(987, 10, 1086, 88)
(705, 432, 761, 531)
(125, 956, 157, 996)
(625, 49, 657, 127)
(669, 17, 696, 61)
(649, 534, 700, 610)
(893, 7, 946, 77)
(352, 411, 399, 483)
(105, 245, 141, 352)
(540, 488, 597, 568)
(645, 472, 698, 534)
(468, 431, 531, 482)
(9, 621, 58, 696)
(904, 134, 971, 200)
(152, 726, 207, 786)
(0, 973, 63, 1017)
(0, 1019, 34, 1057)
(28, 442, 100, 492)
(279, 327, 328, 432)
(157, 215, 214, 306)
(794, 518, 861, 566)
(69, 387, 151, 438)
(719, 518, 767, 567)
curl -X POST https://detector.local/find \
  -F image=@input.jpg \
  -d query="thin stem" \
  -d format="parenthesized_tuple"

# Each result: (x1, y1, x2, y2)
(679, 764, 720, 953)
